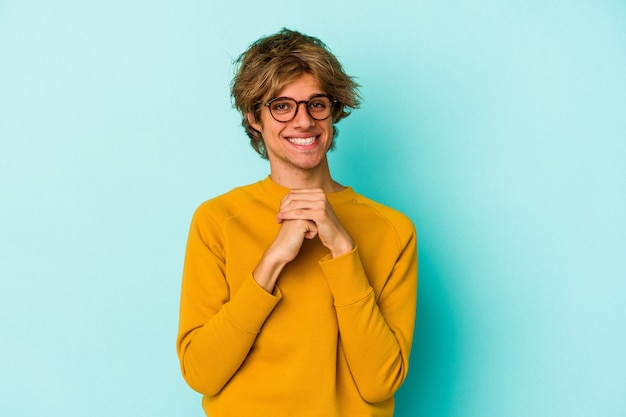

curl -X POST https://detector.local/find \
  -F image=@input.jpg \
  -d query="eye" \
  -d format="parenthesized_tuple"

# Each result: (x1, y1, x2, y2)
(308, 98, 329, 112)
(270, 100, 295, 114)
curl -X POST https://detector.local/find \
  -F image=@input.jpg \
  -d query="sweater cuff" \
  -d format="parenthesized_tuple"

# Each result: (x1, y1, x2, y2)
(224, 274, 281, 334)
(319, 246, 372, 306)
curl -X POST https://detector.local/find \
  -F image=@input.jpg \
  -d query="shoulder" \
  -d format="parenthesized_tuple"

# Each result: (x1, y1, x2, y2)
(192, 181, 266, 224)
(340, 191, 416, 245)
(354, 193, 413, 226)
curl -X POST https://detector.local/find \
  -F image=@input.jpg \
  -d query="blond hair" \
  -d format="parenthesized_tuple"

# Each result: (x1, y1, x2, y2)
(231, 28, 361, 158)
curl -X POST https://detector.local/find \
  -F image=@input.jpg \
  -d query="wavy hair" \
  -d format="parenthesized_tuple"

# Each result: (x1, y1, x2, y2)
(231, 28, 361, 159)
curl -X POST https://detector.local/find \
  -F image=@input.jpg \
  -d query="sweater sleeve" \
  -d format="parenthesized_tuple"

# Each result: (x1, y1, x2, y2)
(319, 225, 417, 403)
(176, 207, 281, 396)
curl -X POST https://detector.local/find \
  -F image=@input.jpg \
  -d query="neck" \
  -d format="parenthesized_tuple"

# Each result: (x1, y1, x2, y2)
(269, 160, 343, 192)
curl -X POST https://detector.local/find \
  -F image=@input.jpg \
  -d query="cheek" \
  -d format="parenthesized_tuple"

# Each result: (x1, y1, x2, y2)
(325, 121, 334, 137)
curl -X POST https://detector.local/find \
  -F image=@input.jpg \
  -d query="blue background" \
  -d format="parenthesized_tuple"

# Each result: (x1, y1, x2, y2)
(1, 1, 625, 416)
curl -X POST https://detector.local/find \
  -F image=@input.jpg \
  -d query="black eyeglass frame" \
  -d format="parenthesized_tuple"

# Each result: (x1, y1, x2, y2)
(263, 94, 338, 123)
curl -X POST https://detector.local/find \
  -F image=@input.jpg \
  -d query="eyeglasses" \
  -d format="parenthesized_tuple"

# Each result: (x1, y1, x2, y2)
(263, 94, 337, 123)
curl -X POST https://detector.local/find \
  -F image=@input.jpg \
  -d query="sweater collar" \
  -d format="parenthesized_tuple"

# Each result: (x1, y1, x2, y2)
(259, 176, 356, 204)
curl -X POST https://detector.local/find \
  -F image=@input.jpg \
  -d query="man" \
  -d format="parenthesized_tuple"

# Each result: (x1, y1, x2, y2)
(177, 28, 417, 417)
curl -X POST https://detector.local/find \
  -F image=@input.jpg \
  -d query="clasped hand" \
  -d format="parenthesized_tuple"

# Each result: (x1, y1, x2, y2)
(271, 189, 354, 262)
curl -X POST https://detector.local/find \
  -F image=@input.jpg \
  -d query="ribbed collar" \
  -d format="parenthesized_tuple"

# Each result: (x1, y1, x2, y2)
(258, 176, 356, 204)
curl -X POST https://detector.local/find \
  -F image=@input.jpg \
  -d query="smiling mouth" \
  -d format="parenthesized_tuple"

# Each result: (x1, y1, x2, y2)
(287, 136, 317, 146)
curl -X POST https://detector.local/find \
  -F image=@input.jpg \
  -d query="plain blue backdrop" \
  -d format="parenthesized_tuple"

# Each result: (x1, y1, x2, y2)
(1, 1, 625, 416)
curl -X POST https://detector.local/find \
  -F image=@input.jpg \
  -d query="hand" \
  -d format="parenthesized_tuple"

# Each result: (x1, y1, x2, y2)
(253, 189, 354, 293)
(253, 218, 318, 292)
(267, 218, 318, 265)
(277, 189, 354, 258)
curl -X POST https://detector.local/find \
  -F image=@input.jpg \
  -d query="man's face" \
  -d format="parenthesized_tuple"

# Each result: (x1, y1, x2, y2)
(248, 73, 334, 175)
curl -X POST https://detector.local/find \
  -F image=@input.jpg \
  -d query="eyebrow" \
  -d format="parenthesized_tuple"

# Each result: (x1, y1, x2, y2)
(270, 93, 328, 101)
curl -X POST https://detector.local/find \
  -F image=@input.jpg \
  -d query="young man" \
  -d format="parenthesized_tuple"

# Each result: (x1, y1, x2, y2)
(177, 29, 417, 417)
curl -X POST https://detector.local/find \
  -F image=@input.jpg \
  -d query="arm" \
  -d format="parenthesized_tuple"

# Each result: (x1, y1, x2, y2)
(177, 203, 320, 395)
(321, 236, 417, 403)
(278, 189, 418, 402)
(176, 208, 281, 396)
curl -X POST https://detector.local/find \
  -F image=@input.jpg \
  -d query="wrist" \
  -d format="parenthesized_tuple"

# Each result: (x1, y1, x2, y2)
(253, 250, 288, 293)
(329, 237, 354, 258)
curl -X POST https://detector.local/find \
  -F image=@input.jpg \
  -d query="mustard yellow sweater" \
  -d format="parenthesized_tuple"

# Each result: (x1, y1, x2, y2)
(177, 177, 417, 417)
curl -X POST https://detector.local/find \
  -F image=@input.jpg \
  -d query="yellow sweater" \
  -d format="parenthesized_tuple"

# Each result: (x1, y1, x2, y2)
(177, 177, 417, 417)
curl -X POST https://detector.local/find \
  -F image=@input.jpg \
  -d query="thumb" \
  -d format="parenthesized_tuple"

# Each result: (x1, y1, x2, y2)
(303, 221, 318, 239)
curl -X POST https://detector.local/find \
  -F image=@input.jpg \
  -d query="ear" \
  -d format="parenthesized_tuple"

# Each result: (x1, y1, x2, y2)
(247, 113, 262, 132)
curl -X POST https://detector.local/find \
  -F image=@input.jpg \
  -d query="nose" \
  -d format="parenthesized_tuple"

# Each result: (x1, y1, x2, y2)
(291, 102, 315, 128)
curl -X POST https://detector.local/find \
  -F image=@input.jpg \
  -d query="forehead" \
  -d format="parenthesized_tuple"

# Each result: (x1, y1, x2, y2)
(274, 73, 324, 99)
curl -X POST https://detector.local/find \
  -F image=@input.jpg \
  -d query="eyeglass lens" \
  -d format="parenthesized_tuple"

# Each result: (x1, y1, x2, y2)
(267, 96, 333, 122)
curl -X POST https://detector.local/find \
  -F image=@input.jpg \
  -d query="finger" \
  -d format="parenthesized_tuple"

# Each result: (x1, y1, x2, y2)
(284, 188, 325, 195)
(303, 221, 318, 239)
(277, 206, 326, 222)
(280, 189, 326, 207)
(279, 196, 327, 217)
(280, 219, 318, 240)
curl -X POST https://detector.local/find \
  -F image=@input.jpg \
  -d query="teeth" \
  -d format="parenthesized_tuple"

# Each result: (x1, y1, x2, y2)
(288, 136, 316, 145)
